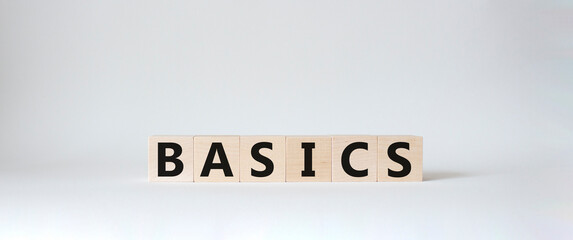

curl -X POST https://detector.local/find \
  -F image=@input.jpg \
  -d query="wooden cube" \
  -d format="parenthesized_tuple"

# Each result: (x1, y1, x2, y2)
(240, 136, 286, 182)
(378, 136, 423, 182)
(193, 136, 240, 182)
(148, 136, 194, 182)
(286, 136, 332, 182)
(332, 136, 377, 182)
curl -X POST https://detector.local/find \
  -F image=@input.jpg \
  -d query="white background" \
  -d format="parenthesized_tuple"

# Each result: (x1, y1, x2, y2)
(1, 0, 572, 239)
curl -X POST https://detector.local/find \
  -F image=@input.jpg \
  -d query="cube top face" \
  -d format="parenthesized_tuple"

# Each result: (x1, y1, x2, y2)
(148, 136, 194, 182)
(286, 136, 332, 182)
(240, 136, 286, 182)
(378, 136, 423, 182)
(193, 136, 240, 182)
(331, 136, 378, 182)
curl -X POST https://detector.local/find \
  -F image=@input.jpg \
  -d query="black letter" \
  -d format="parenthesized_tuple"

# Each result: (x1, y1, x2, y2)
(341, 142, 369, 177)
(388, 142, 411, 177)
(158, 142, 184, 177)
(251, 142, 274, 177)
(201, 142, 233, 177)
(301, 143, 316, 177)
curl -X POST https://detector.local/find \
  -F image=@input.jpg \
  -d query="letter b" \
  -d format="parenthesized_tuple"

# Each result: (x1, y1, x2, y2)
(158, 142, 184, 177)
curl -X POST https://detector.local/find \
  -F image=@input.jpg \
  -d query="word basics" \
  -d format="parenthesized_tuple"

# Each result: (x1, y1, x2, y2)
(149, 136, 422, 182)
